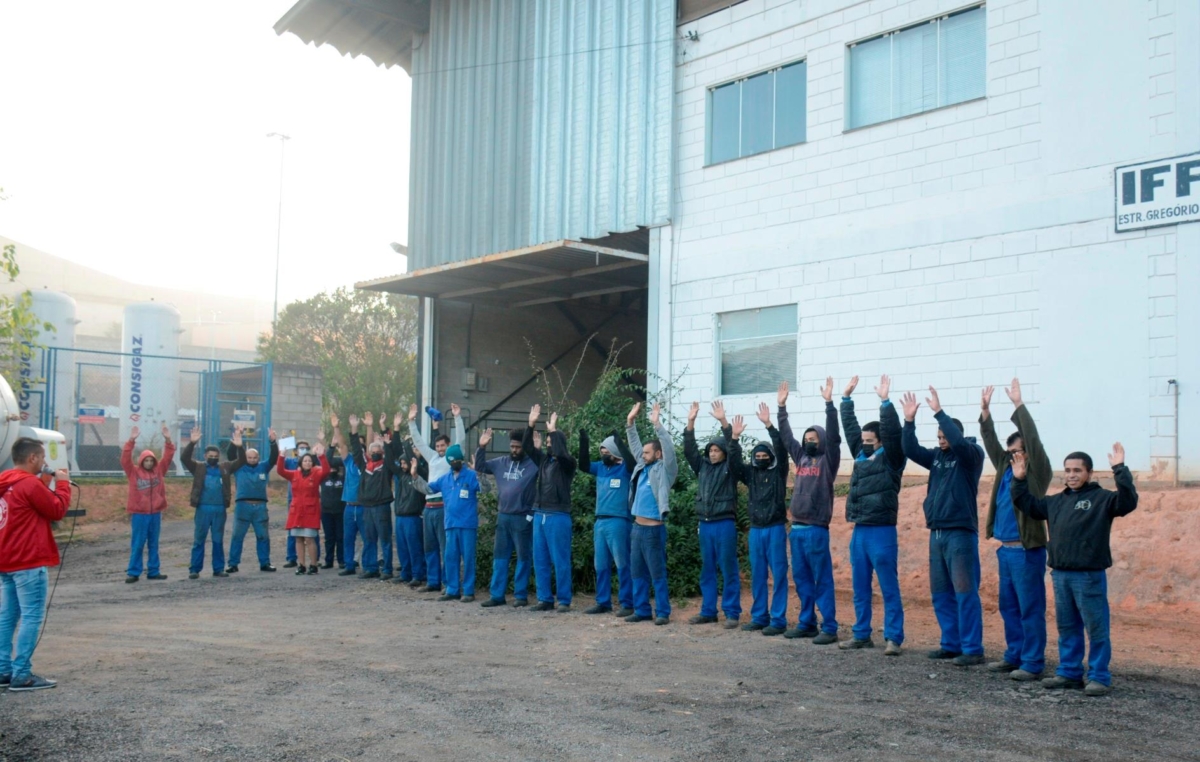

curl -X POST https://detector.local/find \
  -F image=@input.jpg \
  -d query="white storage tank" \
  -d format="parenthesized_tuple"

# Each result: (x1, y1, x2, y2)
(25, 289, 78, 431)
(119, 302, 181, 453)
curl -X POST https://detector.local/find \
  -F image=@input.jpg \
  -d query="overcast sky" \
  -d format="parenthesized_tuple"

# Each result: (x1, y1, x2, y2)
(0, 0, 412, 306)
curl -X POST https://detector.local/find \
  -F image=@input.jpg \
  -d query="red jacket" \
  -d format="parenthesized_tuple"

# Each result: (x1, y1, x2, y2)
(278, 454, 328, 530)
(0, 469, 72, 573)
(121, 439, 176, 514)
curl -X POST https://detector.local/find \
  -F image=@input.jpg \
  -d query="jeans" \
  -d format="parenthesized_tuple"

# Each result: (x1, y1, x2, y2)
(929, 529, 984, 656)
(998, 545, 1047, 673)
(423, 508, 446, 587)
(699, 519, 741, 620)
(444, 528, 477, 597)
(631, 523, 670, 618)
(322, 512, 345, 565)
(189, 504, 227, 574)
(228, 502, 270, 567)
(394, 515, 426, 582)
(343, 504, 365, 572)
(362, 505, 393, 574)
(790, 524, 837, 634)
(489, 512, 532, 602)
(748, 524, 789, 629)
(849, 524, 905, 644)
(533, 512, 573, 605)
(1052, 569, 1112, 686)
(127, 513, 163, 577)
(594, 518, 633, 610)
(0, 567, 48, 681)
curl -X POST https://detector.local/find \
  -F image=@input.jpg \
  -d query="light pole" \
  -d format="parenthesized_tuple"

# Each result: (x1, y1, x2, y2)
(267, 132, 291, 333)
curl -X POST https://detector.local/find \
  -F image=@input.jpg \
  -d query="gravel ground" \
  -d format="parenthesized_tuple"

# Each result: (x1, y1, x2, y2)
(1, 513, 1199, 762)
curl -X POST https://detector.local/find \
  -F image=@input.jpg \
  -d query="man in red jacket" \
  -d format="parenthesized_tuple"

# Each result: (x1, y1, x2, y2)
(0, 437, 72, 692)
(121, 424, 176, 583)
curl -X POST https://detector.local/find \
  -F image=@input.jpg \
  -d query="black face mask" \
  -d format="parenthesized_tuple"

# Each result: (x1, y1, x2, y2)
(370, 452, 384, 462)
(803, 442, 819, 457)
(450, 460, 463, 472)
(601, 454, 616, 467)
(206, 456, 219, 466)
(861, 444, 876, 457)
(753, 457, 771, 469)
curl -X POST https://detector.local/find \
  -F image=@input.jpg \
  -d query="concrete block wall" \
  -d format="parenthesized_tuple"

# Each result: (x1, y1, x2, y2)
(270, 364, 324, 443)
(664, 0, 1195, 476)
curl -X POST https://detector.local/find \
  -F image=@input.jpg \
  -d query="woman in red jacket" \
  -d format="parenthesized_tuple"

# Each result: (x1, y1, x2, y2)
(277, 444, 328, 575)
(120, 424, 176, 584)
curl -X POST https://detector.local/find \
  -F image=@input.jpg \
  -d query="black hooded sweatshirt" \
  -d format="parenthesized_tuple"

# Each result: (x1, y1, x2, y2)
(320, 453, 346, 515)
(529, 428, 577, 513)
(737, 425, 789, 528)
(683, 427, 743, 522)
(392, 440, 429, 517)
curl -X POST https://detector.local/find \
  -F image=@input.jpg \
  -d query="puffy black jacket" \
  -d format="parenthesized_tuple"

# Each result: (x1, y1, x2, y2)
(354, 436, 399, 508)
(739, 425, 789, 528)
(841, 399, 907, 526)
(531, 429, 577, 513)
(683, 427, 743, 522)
(392, 440, 428, 517)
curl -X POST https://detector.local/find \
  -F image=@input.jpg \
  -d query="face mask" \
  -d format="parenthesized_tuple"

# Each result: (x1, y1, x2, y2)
(297, 448, 309, 456)
(754, 457, 771, 469)
(601, 454, 616, 467)
(206, 456, 219, 466)
(370, 452, 384, 462)
(450, 460, 463, 472)
(803, 442, 819, 457)
(861, 444, 876, 458)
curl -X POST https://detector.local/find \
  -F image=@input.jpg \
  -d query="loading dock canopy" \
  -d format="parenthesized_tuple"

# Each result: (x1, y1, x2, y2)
(274, 0, 430, 72)
(356, 240, 648, 308)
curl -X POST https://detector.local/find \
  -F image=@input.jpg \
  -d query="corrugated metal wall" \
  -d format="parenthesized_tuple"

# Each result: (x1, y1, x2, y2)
(408, 0, 673, 271)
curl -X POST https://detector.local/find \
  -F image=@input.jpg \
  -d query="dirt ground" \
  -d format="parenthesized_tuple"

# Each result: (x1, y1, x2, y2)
(2, 505, 1200, 762)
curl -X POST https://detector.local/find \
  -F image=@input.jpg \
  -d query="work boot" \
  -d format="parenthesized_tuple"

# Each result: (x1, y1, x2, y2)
(460, 595, 476, 603)
(359, 571, 381, 580)
(418, 583, 441, 592)
(953, 654, 986, 667)
(260, 566, 276, 573)
(1010, 669, 1042, 682)
(408, 580, 425, 589)
(225, 565, 239, 574)
(212, 572, 228, 578)
(784, 627, 818, 640)
(1042, 676, 1085, 690)
(585, 604, 612, 615)
(838, 638, 874, 650)
(1084, 681, 1111, 697)
(556, 604, 571, 613)
(654, 616, 670, 626)
(987, 661, 1018, 673)
(390, 577, 409, 584)
(188, 573, 199, 580)
(321, 562, 334, 569)
(688, 615, 718, 625)
(511, 599, 529, 608)
(884, 640, 902, 656)
(625, 613, 652, 623)
(762, 626, 786, 637)
(722, 619, 739, 630)
(481, 598, 506, 608)
(741, 622, 766, 632)
(283, 561, 298, 568)
(438, 593, 461, 602)
(147, 574, 168, 581)
(927, 648, 961, 660)
(125, 575, 138, 584)
(812, 631, 838, 645)
(532, 601, 555, 612)
(339, 568, 358, 577)
(379, 573, 394, 582)
(614, 607, 634, 618)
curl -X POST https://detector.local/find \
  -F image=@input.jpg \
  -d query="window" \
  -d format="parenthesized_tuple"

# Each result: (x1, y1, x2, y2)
(716, 305, 798, 396)
(847, 5, 986, 130)
(706, 60, 807, 165)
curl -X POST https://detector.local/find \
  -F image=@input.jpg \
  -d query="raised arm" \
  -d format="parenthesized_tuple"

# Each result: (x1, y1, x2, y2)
(158, 436, 177, 477)
(775, 381, 804, 463)
(547, 416, 575, 477)
(899, 391, 936, 470)
(1109, 445, 1138, 518)
(276, 454, 297, 480)
(120, 436, 136, 477)
(578, 429, 593, 475)
(1008, 380, 1052, 487)
(613, 429, 637, 475)
(652, 404, 678, 485)
(625, 403, 645, 466)
(1009, 451, 1048, 520)
(840, 376, 863, 458)
(767, 422, 789, 474)
(978, 386, 1006, 469)
(823, 396, 841, 472)
(181, 438, 200, 474)
(727, 416, 746, 483)
(879, 394, 906, 471)
(265, 437, 280, 476)
(407, 404, 438, 463)
(451, 404, 466, 447)
(474, 428, 495, 475)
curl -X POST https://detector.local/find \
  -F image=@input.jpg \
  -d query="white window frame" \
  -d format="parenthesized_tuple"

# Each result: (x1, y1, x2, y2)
(704, 58, 807, 166)
(844, 3, 987, 132)
(713, 304, 799, 397)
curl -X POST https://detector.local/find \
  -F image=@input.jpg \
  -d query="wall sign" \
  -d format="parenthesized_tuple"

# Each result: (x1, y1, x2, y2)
(1115, 151, 1200, 232)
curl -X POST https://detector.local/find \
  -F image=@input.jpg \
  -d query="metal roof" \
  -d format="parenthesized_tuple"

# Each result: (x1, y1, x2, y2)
(273, 0, 430, 72)
(356, 240, 648, 308)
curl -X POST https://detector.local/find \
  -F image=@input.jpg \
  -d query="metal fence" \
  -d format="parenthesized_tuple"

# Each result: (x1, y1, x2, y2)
(20, 345, 272, 474)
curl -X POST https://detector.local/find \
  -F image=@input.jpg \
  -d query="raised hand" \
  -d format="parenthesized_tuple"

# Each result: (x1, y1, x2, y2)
(1005, 377, 1024, 408)
(687, 401, 700, 426)
(532, 430, 543, 450)
(408, 403, 418, 422)
(844, 375, 859, 398)
(874, 375, 891, 401)
(528, 404, 541, 427)
(313, 443, 326, 457)
(777, 381, 789, 407)
(730, 415, 746, 439)
(316, 429, 326, 443)
(363, 412, 374, 429)
(190, 426, 201, 444)
(231, 427, 243, 447)
(756, 402, 771, 426)
(710, 400, 727, 424)
(330, 413, 339, 429)
(160, 423, 170, 440)
(410, 458, 419, 477)
(821, 376, 834, 403)
(268, 428, 278, 442)
(378, 413, 387, 432)
(981, 386, 994, 417)
(450, 402, 461, 418)
(130, 425, 140, 441)
(649, 402, 661, 427)
(348, 413, 360, 431)
(925, 386, 942, 414)
(547, 412, 558, 434)
(393, 411, 403, 431)
(480, 428, 493, 447)
(626, 402, 642, 427)
(382, 430, 392, 444)
(1108, 442, 1125, 468)
(1011, 449, 1028, 479)
(901, 392, 920, 422)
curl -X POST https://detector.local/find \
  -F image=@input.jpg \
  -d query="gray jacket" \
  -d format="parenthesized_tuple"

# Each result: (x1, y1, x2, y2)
(626, 421, 678, 516)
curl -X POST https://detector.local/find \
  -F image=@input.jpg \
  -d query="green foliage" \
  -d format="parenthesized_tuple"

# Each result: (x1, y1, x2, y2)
(0, 241, 55, 390)
(257, 287, 418, 426)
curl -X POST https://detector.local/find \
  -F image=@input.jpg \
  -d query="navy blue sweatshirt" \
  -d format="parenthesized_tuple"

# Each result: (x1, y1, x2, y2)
(901, 410, 985, 532)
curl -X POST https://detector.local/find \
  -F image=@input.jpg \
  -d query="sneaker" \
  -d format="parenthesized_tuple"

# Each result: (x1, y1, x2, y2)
(147, 574, 168, 581)
(338, 569, 358, 577)
(7, 674, 56, 692)
(784, 627, 818, 640)
(927, 648, 961, 660)
(1010, 669, 1042, 682)
(953, 654, 986, 667)
(460, 595, 476, 603)
(654, 616, 670, 626)
(359, 571, 381, 580)
(321, 562, 334, 569)
(226, 565, 239, 574)
(307, 565, 319, 575)
(741, 622, 766, 632)
(188, 573, 199, 580)
(762, 626, 786, 637)
(812, 631, 838, 645)
(884, 640, 902, 656)
(614, 607, 634, 618)
(283, 561, 298, 568)
(532, 601, 555, 612)
(408, 580, 425, 589)
(722, 619, 740, 630)
(987, 661, 1018, 673)
(212, 572, 228, 578)
(838, 638, 874, 650)
(556, 604, 571, 613)
(437, 593, 461, 602)
(379, 573, 394, 581)
(295, 567, 308, 575)
(0, 674, 9, 687)
(125, 575, 138, 584)
(511, 599, 529, 608)
(1084, 681, 1111, 697)
(481, 598, 506, 608)
(625, 613, 652, 623)
(1042, 676, 1085, 690)
(338, 563, 347, 570)
(688, 615, 718, 625)
(259, 566, 276, 573)
(585, 604, 612, 615)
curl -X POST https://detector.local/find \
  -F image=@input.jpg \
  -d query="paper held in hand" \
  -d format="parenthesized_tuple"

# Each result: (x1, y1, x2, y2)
(279, 436, 297, 452)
